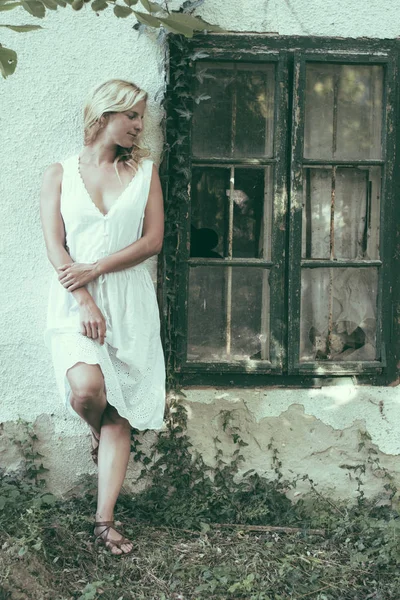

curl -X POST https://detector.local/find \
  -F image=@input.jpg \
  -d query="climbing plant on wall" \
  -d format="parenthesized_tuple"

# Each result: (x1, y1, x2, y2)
(0, 0, 223, 78)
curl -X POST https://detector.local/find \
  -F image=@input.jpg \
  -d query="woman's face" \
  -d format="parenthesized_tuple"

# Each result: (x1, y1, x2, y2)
(103, 99, 146, 148)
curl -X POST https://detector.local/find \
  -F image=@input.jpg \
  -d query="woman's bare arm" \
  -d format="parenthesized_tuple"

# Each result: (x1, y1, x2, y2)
(57, 164, 164, 291)
(40, 163, 93, 305)
(40, 163, 107, 344)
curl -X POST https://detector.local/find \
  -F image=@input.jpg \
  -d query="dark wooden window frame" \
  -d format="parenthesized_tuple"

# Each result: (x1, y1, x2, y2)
(159, 34, 400, 388)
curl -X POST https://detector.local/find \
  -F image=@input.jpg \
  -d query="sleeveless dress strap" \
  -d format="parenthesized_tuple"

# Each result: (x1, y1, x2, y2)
(140, 159, 154, 218)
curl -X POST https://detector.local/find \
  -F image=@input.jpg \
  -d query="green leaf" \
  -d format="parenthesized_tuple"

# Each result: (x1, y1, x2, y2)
(113, 3, 132, 17)
(0, 23, 43, 30)
(123, 0, 138, 5)
(39, 493, 57, 505)
(0, 44, 17, 78)
(140, 0, 163, 12)
(91, 0, 107, 10)
(0, 2, 22, 11)
(71, 0, 83, 9)
(133, 9, 160, 27)
(41, 0, 58, 8)
(194, 93, 211, 104)
(164, 11, 223, 32)
(21, 0, 46, 16)
(157, 15, 194, 36)
(174, 108, 192, 119)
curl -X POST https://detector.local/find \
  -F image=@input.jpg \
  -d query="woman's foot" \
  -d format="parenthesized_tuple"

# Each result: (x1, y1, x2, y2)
(90, 429, 100, 465)
(94, 521, 133, 556)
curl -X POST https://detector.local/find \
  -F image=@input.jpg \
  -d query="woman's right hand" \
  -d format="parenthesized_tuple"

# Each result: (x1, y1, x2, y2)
(78, 298, 107, 345)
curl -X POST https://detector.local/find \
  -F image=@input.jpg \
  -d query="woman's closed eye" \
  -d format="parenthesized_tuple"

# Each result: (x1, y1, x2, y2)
(128, 113, 144, 121)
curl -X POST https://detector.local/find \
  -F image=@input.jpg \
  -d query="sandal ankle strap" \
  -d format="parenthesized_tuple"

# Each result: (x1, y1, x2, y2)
(95, 520, 115, 528)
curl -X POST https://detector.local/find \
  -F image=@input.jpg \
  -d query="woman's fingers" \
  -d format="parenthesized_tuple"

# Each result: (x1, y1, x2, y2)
(98, 322, 106, 345)
(58, 267, 71, 279)
(90, 322, 98, 340)
(67, 282, 79, 292)
(81, 323, 88, 337)
(62, 278, 75, 288)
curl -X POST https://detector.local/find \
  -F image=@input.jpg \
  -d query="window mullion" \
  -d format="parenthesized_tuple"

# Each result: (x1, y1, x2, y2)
(288, 54, 305, 373)
(225, 166, 235, 358)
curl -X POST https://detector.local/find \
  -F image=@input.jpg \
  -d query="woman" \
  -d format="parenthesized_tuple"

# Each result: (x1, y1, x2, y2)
(40, 79, 166, 556)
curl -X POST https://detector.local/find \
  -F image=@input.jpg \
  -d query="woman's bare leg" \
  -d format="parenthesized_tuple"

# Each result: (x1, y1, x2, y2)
(66, 362, 132, 554)
(95, 404, 133, 555)
(66, 362, 107, 438)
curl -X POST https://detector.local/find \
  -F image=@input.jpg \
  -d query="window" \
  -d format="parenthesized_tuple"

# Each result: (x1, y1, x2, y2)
(161, 36, 398, 385)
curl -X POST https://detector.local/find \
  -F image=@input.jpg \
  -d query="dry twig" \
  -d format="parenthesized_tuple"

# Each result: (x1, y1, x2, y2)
(213, 523, 326, 536)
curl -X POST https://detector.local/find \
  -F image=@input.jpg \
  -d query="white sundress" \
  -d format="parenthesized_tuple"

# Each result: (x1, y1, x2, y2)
(44, 154, 166, 430)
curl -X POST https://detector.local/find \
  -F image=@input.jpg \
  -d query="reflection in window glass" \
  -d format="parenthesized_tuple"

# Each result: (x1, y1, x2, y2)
(300, 268, 377, 362)
(191, 168, 229, 258)
(192, 62, 275, 159)
(191, 167, 273, 260)
(187, 267, 270, 362)
(304, 64, 383, 160)
(232, 168, 270, 258)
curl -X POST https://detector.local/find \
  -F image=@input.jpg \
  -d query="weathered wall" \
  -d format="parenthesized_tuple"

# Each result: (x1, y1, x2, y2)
(1, 0, 400, 498)
(0, 4, 165, 488)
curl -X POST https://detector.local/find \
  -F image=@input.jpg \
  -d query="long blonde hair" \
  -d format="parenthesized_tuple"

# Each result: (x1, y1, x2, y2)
(83, 79, 150, 177)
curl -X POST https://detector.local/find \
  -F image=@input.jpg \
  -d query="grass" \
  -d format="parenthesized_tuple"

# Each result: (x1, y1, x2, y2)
(0, 473, 399, 600)
(1, 411, 399, 599)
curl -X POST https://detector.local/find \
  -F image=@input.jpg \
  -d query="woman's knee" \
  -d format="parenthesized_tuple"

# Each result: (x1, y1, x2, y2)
(67, 363, 105, 410)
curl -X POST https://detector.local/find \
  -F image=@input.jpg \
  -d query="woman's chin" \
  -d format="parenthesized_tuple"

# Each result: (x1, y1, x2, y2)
(119, 141, 135, 150)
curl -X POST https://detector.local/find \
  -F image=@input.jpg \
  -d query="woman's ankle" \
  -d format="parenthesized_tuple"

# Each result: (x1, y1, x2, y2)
(95, 512, 114, 523)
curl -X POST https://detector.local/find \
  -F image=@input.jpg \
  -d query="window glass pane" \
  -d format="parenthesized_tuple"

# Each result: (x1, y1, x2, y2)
(232, 167, 272, 259)
(190, 167, 230, 258)
(304, 64, 383, 160)
(335, 167, 381, 260)
(302, 167, 381, 260)
(192, 62, 275, 159)
(187, 267, 270, 362)
(192, 64, 233, 158)
(191, 167, 273, 260)
(300, 268, 378, 362)
(234, 64, 275, 158)
(302, 168, 331, 259)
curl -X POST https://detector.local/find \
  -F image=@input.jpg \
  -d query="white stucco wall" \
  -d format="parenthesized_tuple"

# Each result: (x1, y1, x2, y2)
(1, 0, 400, 497)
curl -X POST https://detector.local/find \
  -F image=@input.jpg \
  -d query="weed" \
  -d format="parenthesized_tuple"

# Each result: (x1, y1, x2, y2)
(0, 406, 399, 599)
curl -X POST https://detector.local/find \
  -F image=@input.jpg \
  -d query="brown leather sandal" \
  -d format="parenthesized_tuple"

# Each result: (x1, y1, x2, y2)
(90, 430, 100, 465)
(94, 521, 134, 556)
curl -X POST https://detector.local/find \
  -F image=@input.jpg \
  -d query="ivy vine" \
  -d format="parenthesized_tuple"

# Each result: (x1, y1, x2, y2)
(159, 33, 194, 389)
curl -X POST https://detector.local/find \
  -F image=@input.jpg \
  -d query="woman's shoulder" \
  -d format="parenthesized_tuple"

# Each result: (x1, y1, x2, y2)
(42, 162, 63, 185)
(43, 154, 77, 175)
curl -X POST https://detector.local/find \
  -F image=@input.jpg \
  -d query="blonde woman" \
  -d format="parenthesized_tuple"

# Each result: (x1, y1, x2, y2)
(40, 79, 166, 556)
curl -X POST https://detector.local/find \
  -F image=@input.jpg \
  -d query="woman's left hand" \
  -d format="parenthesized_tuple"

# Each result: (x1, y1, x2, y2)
(58, 262, 99, 291)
